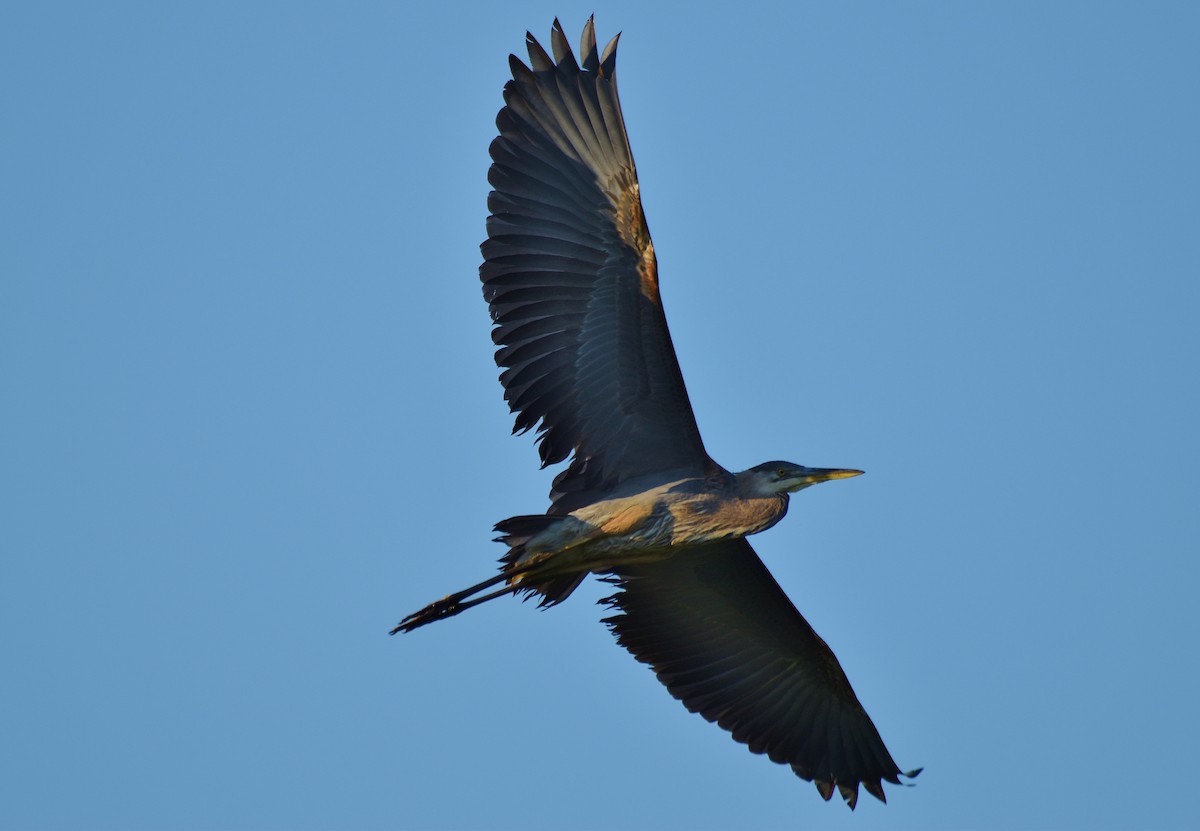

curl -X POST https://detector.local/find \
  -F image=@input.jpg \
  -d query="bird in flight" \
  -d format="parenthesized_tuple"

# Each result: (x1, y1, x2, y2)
(394, 17, 919, 809)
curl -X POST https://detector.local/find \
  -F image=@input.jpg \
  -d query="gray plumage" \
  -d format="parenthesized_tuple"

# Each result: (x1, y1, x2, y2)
(394, 18, 919, 809)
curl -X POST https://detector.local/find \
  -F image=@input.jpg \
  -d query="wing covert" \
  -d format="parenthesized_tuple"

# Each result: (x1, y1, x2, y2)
(481, 18, 713, 511)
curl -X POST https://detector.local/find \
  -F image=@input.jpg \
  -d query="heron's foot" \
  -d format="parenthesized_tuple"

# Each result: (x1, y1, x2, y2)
(390, 593, 464, 635)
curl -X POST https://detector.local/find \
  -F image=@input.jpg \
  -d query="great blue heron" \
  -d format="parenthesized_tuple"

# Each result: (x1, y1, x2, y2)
(394, 17, 919, 809)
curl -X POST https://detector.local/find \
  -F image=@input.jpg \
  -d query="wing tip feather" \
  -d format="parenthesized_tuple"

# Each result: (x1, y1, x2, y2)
(600, 31, 621, 77)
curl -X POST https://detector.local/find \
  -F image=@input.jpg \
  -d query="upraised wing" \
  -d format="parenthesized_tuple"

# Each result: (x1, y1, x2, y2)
(602, 538, 921, 808)
(481, 18, 714, 512)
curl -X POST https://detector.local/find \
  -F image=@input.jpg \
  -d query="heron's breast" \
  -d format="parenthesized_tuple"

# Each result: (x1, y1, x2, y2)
(668, 493, 788, 543)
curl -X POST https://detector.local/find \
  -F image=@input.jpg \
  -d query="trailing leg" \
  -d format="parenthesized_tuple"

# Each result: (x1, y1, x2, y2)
(390, 573, 523, 634)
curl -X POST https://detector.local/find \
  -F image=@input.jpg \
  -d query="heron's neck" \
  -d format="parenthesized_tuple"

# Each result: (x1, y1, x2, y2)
(733, 474, 792, 502)
(726, 481, 790, 537)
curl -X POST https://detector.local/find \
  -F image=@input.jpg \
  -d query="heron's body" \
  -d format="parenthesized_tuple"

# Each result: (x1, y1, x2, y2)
(508, 470, 787, 576)
(393, 17, 919, 809)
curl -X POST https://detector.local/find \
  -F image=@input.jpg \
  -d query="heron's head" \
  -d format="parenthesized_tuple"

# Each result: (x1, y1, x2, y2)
(740, 461, 863, 496)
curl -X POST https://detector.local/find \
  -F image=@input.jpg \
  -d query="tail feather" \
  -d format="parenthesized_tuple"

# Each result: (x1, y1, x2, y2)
(493, 514, 561, 564)
(494, 514, 586, 606)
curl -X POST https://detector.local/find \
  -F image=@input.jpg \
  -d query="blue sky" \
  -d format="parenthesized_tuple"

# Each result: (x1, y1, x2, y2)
(3, 2, 1198, 829)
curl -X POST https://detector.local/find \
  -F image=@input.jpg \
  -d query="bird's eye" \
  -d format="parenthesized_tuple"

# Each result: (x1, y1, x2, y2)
(777, 468, 788, 478)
